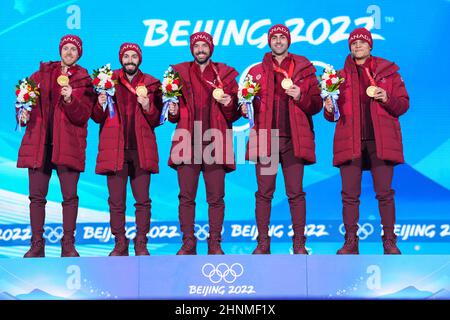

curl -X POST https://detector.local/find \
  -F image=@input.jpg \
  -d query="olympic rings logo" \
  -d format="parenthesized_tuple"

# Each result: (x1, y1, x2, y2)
(43, 226, 64, 243)
(201, 263, 244, 284)
(194, 224, 210, 241)
(194, 224, 224, 241)
(339, 223, 374, 240)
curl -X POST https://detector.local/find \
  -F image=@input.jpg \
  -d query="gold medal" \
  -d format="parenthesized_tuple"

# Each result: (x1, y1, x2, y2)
(212, 88, 224, 100)
(136, 85, 148, 97)
(281, 78, 293, 90)
(57, 75, 69, 87)
(366, 85, 377, 98)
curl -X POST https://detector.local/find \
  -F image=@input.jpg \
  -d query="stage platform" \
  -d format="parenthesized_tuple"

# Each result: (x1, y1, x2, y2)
(0, 255, 448, 300)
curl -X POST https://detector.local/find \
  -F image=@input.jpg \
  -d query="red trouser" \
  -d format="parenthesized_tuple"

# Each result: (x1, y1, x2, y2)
(177, 163, 226, 238)
(28, 146, 80, 238)
(340, 140, 396, 235)
(107, 150, 151, 237)
(255, 137, 306, 237)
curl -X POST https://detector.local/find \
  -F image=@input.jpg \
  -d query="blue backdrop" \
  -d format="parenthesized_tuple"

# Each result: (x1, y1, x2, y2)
(0, 0, 449, 256)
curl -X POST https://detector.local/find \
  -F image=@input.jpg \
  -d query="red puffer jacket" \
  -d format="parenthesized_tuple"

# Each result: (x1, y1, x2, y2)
(167, 61, 240, 172)
(17, 61, 95, 172)
(246, 52, 322, 164)
(325, 55, 409, 167)
(91, 69, 162, 174)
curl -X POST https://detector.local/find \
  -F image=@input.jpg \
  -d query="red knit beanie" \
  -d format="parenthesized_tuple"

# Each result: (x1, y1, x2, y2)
(348, 27, 373, 49)
(190, 32, 214, 56)
(119, 43, 142, 64)
(268, 24, 291, 48)
(59, 34, 83, 58)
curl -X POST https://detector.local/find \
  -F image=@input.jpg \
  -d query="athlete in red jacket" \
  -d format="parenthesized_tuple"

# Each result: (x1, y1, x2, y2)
(91, 43, 162, 256)
(17, 35, 95, 258)
(167, 32, 240, 255)
(324, 28, 409, 254)
(241, 24, 322, 254)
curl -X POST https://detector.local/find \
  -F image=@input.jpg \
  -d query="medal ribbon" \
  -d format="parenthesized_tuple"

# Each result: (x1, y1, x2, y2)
(60, 66, 69, 80)
(59, 64, 77, 82)
(119, 70, 136, 94)
(272, 59, 295, 79)
(364, 59, 377, 87)
(119, 70, 144, 95)
(203, 63, 224, 90)
(57, 66, 70, 104)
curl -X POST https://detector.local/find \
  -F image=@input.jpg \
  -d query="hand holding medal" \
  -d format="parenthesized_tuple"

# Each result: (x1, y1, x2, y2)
(57, 74, 69, 87)
(60, 83, 72, 103)
(215, 93, 232, 106)
(273, 59, 302, 100)
(273, 59, 294, 88)
(205, 63, 227, 103)
(285, 84, 301, 101)
(136, 84, 150, 111)
(136, 85, 148, 97)
(212, 88, 224, 100)
(58, 71, 72, 103)
(366, 85, 377, 98)
(372, 87, 388, 103)
(363, 66, 387, 102)
(281, 78, 293, 90)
